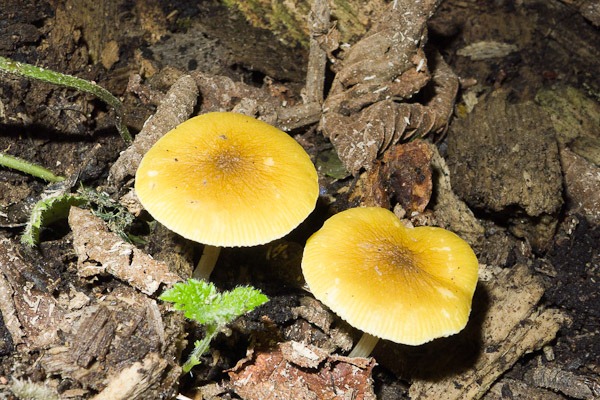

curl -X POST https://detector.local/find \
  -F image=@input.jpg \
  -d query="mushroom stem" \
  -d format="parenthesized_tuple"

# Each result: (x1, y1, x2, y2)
(348, 333, 380, 358)
(193, 245, 222, 280)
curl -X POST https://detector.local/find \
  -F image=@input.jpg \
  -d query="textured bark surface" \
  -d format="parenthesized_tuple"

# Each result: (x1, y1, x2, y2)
(447, 91, 563, 251)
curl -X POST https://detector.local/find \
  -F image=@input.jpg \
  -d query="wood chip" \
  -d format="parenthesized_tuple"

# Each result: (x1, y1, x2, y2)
(69, 206, 181, 294)
(229, 341, 376, 400)
(91, 352, 169, 400)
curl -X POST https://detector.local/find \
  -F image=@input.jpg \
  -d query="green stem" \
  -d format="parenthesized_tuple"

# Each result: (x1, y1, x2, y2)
(0, 152, 64, 182)
(183, 324, 220, 372)
(0, 56, 132, 144)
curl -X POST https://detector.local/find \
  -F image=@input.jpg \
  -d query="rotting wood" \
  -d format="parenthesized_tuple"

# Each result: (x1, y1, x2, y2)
(291, 296, 354, 353)
(0, 238, 64, 349)
(39, 286, 183, 397)
(485, 377, 566, 400)
(525, 360, 600, 400)
(91, 352, 171, 400)
(560, 147, 600, 225)
(68, 206, 181, 295)
(429, 142, 485, 248)
(72, 306, 115, 367)
(447, 90, 563, 252)
(407, 263, 570, 400)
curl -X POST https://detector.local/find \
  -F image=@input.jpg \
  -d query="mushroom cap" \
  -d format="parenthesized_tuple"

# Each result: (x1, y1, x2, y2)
(135, 112, 319, 247)
(301, 207, 479, 346)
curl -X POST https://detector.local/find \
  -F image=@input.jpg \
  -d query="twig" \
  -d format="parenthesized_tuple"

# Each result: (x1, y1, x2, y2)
(305, 0, 330, 104)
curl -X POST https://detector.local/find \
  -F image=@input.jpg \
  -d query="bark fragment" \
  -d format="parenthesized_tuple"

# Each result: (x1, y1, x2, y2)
(229, 341, 376, 400)
(447, 90, 563, 251)
(69, 206, 181, 295)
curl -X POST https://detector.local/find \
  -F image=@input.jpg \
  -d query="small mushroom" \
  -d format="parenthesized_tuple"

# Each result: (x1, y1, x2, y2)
(301, 207, 479, 357)
(135, 112, 319, 279)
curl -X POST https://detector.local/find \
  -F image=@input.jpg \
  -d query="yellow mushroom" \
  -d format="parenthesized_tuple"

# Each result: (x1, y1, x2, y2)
(135, 112, 319, 279)
(301, 206, 479, 357)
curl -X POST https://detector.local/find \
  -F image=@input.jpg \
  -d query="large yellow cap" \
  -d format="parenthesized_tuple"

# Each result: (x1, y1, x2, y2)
(302, 207, 479, 345)
(135, 112, 319, 247)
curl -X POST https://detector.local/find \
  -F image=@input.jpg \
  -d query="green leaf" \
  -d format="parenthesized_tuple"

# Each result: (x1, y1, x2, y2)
(21, 193, 86, 246)
(159, 279, 269, 326)
(160, 279, 268, 371)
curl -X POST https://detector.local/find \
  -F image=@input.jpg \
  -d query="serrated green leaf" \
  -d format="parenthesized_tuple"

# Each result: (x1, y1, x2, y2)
(160, 279, 269, 371)
(217, 286, 270, 324)
(159, 279, 269, 326)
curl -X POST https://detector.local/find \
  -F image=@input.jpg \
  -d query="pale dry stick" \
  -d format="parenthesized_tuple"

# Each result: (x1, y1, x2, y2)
(276, 0, 330, 132)
(305, 0, 330, 105)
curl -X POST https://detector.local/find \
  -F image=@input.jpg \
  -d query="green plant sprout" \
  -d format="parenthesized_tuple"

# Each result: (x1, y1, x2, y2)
(0, 55, 131, 143)
(159, 279, 269, 372)
(78, 187, 137, 242)
(0, 152, 65, 182)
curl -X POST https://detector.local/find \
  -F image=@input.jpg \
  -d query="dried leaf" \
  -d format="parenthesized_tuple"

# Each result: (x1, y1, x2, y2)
(350, 140, 433, 213)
